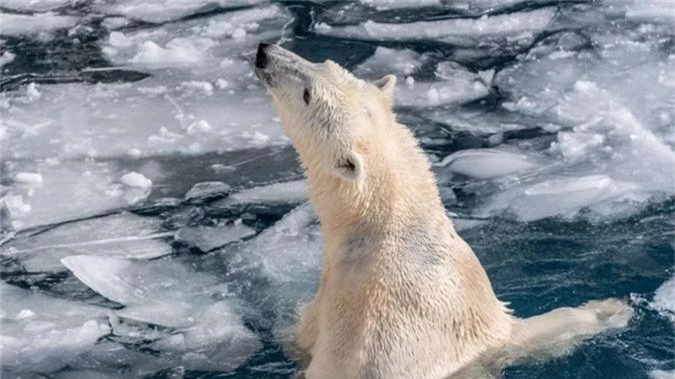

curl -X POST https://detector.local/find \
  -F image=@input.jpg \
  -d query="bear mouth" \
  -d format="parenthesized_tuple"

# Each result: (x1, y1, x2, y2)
(254, 43, 308, 88)
(254, 68, 274, 86)
(254, 43, 275, 86)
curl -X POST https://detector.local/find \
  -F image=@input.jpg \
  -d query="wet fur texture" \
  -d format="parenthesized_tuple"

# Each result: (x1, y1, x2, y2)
(255, 44, 633, 379)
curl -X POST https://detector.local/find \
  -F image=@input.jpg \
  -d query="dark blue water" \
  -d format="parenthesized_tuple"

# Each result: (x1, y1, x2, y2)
(1, 0, 674, 378)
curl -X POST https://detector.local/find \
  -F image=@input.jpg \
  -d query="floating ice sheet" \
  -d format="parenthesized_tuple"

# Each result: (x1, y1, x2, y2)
(650, 370, 675, 379)
(1, 212, 173, 272)
(61, 254, 262, 371)
(607, 0, 675, 24)
(437, 148, 537, 179)
(396, 68, 492, 107)
(103, 5, 290, 68)
(354, 47, 426, 78)
(94, 0, 268, 23)
(0, 0, 73, 11)
(0, 282, 112, 375)
(0, 13, 79, 36)
(184, 181, 231, 200)
(316, 8, 556, 44)
(2, 5, 291, 161)
(0, 160, 154, 230)
(477, 175, 643, 221)
(460, 25, 675, 221)
(358, 0, 440, 10)
(176, 222, 256, 252)
(228, 203, 321, 339)
(214, 180, 308, 207)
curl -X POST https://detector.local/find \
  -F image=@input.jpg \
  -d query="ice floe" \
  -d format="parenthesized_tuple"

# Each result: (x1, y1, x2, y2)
(214, 180, 308, 207)
(61, 254, 262, 371)
(218, 203, 321, 341)
(0, 12, 79, 36)
(94, 0, 268, 23)
(0, 161, 156, 230)
(0, 5, 293, 231)
(316, 8, 556, 44)
(354, 47, 426, 78)
(650, 370, 675, 379)
(0, 0, 73, 12)
(102, 5, 289, 68)
(184, 181, 231, 200)
(477, 175, 643, 221)
(437, 148, 537, 179)
(359, 0, 440, 10)
(176, 222, 256, 252)
(120, 171, 153, 189)
(396, 64, 492, 107)
(1, 212, 173, 272)
(0, 282, 112, 375)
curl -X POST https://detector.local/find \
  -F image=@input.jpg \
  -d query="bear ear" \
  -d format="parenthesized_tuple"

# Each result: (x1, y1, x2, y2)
(334, 152, 365, 183)
(373, 74, 397, 100)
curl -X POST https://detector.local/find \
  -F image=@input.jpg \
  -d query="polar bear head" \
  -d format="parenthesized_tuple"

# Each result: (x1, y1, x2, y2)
(254, 43, 398, 183)
(255, 43, 439, 228)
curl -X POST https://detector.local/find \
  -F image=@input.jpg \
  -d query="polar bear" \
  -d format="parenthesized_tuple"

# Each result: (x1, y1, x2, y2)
(254, 43, 633, 379)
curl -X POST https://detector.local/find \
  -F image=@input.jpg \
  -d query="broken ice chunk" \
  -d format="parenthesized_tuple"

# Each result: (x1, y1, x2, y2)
(184, 181, 231, 200)
(1, 213, 173, 272)
(359, 0, 440, 10)
(60, 255, 201, 307)
(220, 203, 322, 342)
(438, 148, 536, 179)
(317, 8, 555, 43)
(396, 77, 490, 107)
(94, 0, 268, 23)
(61, 255, 261, 372)
(150, 302, 262, 372)
(13, 172, 44, 186)
(0, 283, 111, 375)
(176, 223, 256, 252)
(478, 175, 641, 221)
(214, 180, 308, 207)
(0, 13, 79, 36)
(0, 0, 73, 12)
(354, 47, 426, 77)
(649, 371, 675, 379)
(120, 172, 152, 189)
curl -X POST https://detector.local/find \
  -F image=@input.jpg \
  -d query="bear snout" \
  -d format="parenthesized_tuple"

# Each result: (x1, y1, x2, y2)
(255, 43, 270, 69)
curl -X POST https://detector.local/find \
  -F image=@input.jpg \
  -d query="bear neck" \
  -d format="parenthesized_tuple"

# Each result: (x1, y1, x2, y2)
(303, 140, 449, 248)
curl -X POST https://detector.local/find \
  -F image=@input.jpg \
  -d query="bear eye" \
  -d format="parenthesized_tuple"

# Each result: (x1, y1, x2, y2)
(303, 88, 311, 105)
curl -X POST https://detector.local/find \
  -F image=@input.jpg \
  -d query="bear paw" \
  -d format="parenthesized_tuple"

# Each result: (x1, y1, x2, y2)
(580, 298, 634, 329)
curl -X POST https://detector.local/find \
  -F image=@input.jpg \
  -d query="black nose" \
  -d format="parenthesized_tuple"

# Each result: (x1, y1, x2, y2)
(255, 43, 270, 69)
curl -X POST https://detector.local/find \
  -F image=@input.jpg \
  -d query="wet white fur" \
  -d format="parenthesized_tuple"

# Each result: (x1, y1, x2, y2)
(258, 47, 633, 379)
